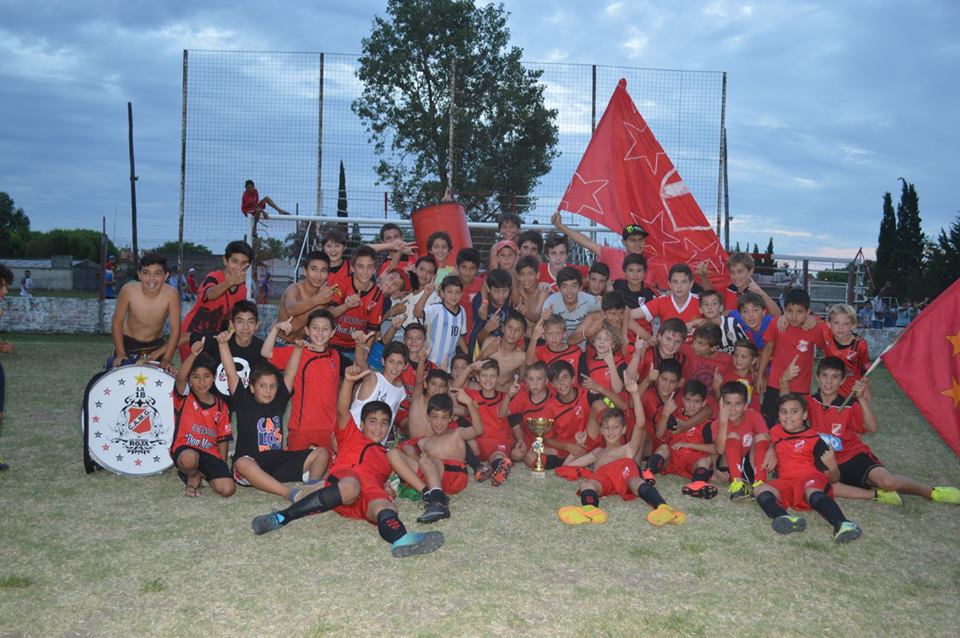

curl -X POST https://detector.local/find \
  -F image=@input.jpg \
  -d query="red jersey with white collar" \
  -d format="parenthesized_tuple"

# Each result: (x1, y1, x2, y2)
(171, 391, 232, 458)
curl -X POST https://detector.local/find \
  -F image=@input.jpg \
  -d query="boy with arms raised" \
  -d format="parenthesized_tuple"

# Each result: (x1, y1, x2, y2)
(179, 241, 252, 361)
(250, 367, 444, 558)
(798, 357, 960, 507)
(645, 380, 718, 499)
(216, 332, 328, 500)
(110, 252, 181, 368)
(558, 377, 685, 526)
(397, 391, 485, 523)
(753, 393, 861, 543)
(278, 251, 340, 340)
(551, 211, 649, 282)
(171, 339, 234, 498)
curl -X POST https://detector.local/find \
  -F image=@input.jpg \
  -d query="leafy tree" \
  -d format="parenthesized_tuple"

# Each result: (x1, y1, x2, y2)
(0, 192, 32, 257)
(892, 179, 925, 298)
(353, 0, 559, 220)
(874, 191, 897, 290)
(253, 237, 287, 262)
(153, 240, 212, 255)
(923, 213, 960, 299)
(23, 229, 120, 262)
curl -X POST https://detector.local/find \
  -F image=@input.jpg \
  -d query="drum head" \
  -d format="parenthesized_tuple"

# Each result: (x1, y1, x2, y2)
(82, 365, 176, 476)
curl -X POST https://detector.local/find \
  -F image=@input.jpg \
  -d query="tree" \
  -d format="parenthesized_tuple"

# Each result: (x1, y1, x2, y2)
(0, 192, 32, 257)
(734, 241, 741, 252)
(353, 0, 559, 221)
(752, 243, 759, 254)
(892, 179, 925, 298)
(153, 240, 212, 255)
(923, 213, 960, 299)
(765, 237, 774, 255)
(874, 191, 897, 291)
(23, 229, 120, 262)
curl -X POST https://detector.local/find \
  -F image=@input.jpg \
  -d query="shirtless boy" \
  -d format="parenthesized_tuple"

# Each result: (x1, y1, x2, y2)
(110, 252, 180, 368)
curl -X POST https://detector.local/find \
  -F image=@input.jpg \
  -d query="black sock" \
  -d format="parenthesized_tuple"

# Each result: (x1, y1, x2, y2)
(692, 467, 712, 483)
(426, 488, 448, 505)
(377, 509, 408, 544)
(491, 457, 503, 472)
(756, 491, 788, 520)
(636, 482, 666, 508)
(464, 446, 482, 472)
(545, 455, 563, 470)
(580, 489, 600, 507)
(647, 453, 665, 475)
(808, 490, 846, 531)
(279, 484, 342, 522)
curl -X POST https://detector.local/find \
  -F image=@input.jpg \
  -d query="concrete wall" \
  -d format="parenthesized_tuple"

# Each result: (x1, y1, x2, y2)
(0, 296, 280, 337)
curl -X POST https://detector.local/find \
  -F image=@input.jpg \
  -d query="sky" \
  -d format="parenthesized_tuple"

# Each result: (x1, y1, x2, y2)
(2, 0, 958, 260)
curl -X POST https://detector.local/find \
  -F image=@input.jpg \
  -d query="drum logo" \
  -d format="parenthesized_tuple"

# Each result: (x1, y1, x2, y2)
(112, 374, 168, 455)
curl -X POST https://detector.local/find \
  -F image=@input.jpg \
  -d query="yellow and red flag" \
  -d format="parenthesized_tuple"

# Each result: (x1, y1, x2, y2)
(881, 278, 960, 457)
(557, 79, 730, 290)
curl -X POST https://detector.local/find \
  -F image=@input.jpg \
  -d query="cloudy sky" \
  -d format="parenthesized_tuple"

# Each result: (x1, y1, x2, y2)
(2, 0, 958, 259)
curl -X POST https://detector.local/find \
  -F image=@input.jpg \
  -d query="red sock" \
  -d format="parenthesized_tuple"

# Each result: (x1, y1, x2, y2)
(753, 439, 770, 482)
(725, 437, 743, 480)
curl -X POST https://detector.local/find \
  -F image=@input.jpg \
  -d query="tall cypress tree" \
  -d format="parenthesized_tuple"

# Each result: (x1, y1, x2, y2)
(893, 179, 925, 297)
(874, 191, 897, 291)
(765, 237, 774, 255)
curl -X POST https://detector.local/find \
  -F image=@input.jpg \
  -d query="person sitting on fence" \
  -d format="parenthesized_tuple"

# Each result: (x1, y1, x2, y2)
(241, 179, 288, 220)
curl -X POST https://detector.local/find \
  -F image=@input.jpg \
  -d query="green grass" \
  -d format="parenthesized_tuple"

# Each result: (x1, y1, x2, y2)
(1, 334, 959, 636)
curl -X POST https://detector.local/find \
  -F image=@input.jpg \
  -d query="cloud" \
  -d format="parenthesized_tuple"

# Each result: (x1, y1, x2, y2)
(604, 2, 625, 16)
(544, 49, 568, 63)
(791, 177, 819, 189)
(622, 33, 648, 58)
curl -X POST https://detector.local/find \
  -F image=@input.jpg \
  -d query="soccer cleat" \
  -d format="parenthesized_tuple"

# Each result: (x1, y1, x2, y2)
(474, 463, 493, 483)
(682, 480, 718, 499)
(874, 489, 903, 507)
(251, 511, 285, 535)
(579, 505, 608, 523)
(490, 459, 513, 487)
(833, 521, 862, 544)
(391, 531, 445, 558)
(771, 514, 806, 535)
(646, 504, 685, 526)
(416, 501, 450, 524)
(728, 478, 749, 501)
(931, 486, 960, 505)
(751, 479, 764, 490)
(641, 467, 656, 485)
(557, 505, 607, 525)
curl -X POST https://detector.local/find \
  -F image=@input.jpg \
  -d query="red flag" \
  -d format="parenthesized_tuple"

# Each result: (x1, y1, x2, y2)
(558, 79, 730, 290)
(881, 279, 960, 458)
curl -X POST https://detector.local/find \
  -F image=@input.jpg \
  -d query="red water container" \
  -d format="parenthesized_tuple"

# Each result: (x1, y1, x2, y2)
(410, 202, 473, 264)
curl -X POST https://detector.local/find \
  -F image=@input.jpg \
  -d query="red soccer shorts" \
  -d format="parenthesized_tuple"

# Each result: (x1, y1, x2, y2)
(475, 433, 514, 462)
(588, 457, 639, 501)
(286, 428, 335, 453)
(416, 459, 469, 495)
(767, 475, 831, 511)
(664, 449, 709, 479)
(327, 469, 391, 523)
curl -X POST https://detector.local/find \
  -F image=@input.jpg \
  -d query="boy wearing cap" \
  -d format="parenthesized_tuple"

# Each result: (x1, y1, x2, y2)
(550, 210, 648, 282)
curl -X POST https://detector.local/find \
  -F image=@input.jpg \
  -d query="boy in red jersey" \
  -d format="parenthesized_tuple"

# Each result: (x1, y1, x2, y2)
(171, 339, 234, 498)
(819, 304, 870, 396)
(506, 362, 554, 466)
(714, 339, 761, 411)
(454, 358, 515, 486)
(631, 264, 701, 339)
(713, 381, 772, 500)
(635, 318, 688, 380)
(527, 313, 581, 371)
(639, 360, 683, 458)
(551, 210, 648, 282)
(570, 292, 638, 355)
(321, 227, 353, 294)
(329, 246, 386, 358)
(680, 323, 733, 392)
(753, 393, 862, 543)
(545, 361, 591, 457)
(454, 248, 485, 336)
(278, 251, 341, 341)
(697, 251, 780, 317)
(262, 311, 348, 452)
(539, 233, 587, 292)
(757, 288, 826, 427)
(241, 179, 288, 218)
(645, 380, 718, 499)
(179, 240, 252, 361)
(557, 379, 685, 527)
(802, 357, 960, 507)
(578, 325, 629, 425)
(250, 367, 444, 558)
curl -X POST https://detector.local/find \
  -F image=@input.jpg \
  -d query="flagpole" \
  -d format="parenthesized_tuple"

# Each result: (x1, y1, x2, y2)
(838, 326, 911, 408)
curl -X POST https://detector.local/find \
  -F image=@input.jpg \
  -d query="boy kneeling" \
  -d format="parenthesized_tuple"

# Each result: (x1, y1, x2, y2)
(558, 378, 685, 527)
(250, 367, 444, 558)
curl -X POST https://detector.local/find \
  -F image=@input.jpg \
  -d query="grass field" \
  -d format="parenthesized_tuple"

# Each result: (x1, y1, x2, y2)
(1, 334, 959, 637)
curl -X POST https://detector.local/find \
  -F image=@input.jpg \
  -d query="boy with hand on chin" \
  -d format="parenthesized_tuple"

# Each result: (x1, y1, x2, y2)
(110, 252, 181, 369)
(558, 377, 685, 527)
(250, 367, 445, 558)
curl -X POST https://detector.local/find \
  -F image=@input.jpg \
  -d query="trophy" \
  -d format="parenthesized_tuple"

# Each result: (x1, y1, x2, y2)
(526, 417, 555, 477)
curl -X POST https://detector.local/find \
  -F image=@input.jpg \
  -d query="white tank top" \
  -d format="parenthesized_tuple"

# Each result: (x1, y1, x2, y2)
(349, 372, 407, 430)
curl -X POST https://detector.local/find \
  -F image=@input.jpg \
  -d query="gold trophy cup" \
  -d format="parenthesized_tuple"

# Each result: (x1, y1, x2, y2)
(526, 417, 555, 477)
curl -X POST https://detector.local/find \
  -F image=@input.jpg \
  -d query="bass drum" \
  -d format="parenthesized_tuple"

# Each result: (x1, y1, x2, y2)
(81, 364, 177, 476)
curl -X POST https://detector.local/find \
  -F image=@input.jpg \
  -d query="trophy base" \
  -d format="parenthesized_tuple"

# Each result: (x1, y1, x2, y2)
(530, 470, 546, 478)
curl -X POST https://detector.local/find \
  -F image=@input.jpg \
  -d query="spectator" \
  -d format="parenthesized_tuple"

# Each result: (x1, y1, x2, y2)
(19, 270, 32, 297)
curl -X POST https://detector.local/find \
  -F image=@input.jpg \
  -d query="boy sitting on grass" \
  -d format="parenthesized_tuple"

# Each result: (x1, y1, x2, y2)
(712, 381, 772, 500)
(455, 358, 516, 486)
(558, 378, 685, 527)
(802, 357, 960, 507)
(216, 332, 328, 501)
(753, 393, 861, 544)
(396, 391, 484, 523)
(250, 367, 445, 558)
(110, 252, 181, 368)
(171, 339, 235, 498)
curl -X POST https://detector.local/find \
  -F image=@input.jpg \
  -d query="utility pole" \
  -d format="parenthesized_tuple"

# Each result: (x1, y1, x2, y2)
(127, 102, 139, 260)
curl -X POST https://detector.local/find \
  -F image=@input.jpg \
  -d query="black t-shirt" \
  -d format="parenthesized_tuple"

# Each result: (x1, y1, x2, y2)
(612, 279, 658, 309)
(230, 383, 292, 460)
(203, 334, 265, 399)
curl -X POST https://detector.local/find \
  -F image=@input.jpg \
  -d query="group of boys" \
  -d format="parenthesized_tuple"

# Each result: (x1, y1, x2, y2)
(104, 210, 959, 558)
